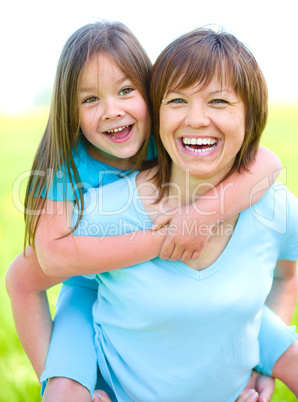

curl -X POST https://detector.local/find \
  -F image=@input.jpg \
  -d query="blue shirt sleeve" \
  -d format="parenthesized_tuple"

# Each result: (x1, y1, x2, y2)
(256, 305, 297, 376)
(40, 141, 89, 201)
(279, 187, 298, 260)
(41, 136, 157, 202)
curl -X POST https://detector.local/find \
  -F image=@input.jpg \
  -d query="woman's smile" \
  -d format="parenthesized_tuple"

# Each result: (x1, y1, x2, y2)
(179, 136, 220, 156)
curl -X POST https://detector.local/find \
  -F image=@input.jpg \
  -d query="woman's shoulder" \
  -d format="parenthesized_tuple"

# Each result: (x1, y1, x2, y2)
(248, 183, 298, 236)
(136, 167, 159, 195)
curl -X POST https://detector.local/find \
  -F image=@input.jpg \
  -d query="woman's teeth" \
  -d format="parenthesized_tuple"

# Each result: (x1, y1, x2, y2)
(182, 137, 217, 145)
(182, 137, 218, 153)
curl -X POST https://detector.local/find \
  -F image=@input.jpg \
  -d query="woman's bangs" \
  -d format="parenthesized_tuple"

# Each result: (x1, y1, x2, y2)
(166, 50, 233, 94)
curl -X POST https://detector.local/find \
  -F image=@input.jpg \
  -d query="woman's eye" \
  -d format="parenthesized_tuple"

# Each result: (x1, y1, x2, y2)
(119, 87, 133, 96)
(84, 96, 99, 104)
(211, 99, 228, 104)
(169, 98, 186, 104)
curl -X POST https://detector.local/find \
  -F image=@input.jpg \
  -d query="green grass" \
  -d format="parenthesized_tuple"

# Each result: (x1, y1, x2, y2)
(1, 106, 297, 401)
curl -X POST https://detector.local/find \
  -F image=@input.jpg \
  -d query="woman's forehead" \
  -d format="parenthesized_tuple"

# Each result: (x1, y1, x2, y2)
(166, 72, 234, 96)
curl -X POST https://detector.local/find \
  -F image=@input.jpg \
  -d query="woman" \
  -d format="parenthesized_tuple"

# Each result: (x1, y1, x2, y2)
(69, 28, 298, 401)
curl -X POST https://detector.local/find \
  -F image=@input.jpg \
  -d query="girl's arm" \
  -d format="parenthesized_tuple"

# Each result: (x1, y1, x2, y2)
(265, 259, 298, 396)
(35, 200, 166, 277)
(153, 146, 282, 261)
(5, 247, 66, 379)
(266, 260, 297, 324)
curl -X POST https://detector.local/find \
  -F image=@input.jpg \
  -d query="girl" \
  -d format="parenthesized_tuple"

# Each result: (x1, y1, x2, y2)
(6, 22, 294, 401)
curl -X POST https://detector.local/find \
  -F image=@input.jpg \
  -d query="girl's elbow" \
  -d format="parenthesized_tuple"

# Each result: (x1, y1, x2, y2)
(36, 252, 60, 277)
(5, 265, 15, 298)
(258, 146, 282, 170)
(37, 251, 67, 277)
(6, 259, 23, 298)
(35, 241, 60, 276)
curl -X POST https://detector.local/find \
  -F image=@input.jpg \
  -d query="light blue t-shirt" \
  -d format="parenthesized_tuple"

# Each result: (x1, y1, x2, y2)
(43, 136, 157, 289)
(43, 136, 157, 201)
(73, 173, 298, 402)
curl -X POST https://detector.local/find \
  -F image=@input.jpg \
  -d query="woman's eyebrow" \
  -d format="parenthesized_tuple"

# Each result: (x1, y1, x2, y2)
(208, 89, 233, 95)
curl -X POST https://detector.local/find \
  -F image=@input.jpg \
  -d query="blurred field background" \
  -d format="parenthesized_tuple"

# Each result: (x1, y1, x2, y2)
(0, 105, 297, 401)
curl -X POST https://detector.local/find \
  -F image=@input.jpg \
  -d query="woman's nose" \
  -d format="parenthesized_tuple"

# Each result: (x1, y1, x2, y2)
(184, 103, 210, 128)
(102, 99, 125, 120)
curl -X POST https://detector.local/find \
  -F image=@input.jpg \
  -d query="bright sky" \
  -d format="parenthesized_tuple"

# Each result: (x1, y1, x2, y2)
(1, 0, 298, 113)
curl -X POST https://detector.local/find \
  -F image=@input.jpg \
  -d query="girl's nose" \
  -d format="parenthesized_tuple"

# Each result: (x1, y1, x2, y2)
(184, 103, 210, 128)
(102, 99, 125, 120)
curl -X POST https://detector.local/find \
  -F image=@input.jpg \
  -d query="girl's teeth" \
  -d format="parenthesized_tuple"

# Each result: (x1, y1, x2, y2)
(182, 137, 217, 145)
(107, 125, 129, 134)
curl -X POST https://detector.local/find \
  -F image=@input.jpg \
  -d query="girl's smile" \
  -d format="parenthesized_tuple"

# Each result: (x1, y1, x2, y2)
(79, 53, 150, 168)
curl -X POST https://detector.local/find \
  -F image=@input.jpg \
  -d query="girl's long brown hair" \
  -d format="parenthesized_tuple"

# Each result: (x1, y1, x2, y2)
(24, 21, 152, 249)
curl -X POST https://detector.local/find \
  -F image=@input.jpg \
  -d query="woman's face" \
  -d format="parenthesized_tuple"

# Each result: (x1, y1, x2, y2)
(159, 77, 246, 184)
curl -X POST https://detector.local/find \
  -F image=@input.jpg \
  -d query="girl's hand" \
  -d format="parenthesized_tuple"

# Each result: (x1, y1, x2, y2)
(236, 370, 275, 402)
(92, 389, 112, 402)
(152, 203, 211, 261)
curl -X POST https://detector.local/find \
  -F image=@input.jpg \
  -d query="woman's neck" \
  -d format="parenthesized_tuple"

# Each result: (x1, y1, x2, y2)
(167, 167, 231, 208)
(136, 166, 239, 271)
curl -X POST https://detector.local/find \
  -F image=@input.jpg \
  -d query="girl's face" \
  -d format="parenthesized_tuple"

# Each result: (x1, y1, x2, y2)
(159, 77, 246, 184)
(79, 53, 150, 169)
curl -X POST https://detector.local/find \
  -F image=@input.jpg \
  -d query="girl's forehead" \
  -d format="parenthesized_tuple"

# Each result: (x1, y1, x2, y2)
(80, 53, 127, 84)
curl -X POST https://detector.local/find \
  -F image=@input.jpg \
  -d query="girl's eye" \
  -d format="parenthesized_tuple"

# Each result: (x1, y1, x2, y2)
(119, 87, 133, 96)
(84, 96, 99, 104)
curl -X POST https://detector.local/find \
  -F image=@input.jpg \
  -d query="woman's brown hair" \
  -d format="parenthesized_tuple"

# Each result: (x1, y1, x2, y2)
(24, 21, 152, 249)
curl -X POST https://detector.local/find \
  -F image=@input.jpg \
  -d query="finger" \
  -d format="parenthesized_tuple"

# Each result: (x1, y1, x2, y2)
(152, 214, 174, 230)
(151, 223, 163, 231)
(236, 389, 259, 402)
(258, 387, 273, 402)
(180, 249, 193, 261)
(159, 240, 175, 260)
(168, 246, 184, 261)
(92, 390, 112, 402)
(190, 250, 202, 260)
(257, 377, 275, 402)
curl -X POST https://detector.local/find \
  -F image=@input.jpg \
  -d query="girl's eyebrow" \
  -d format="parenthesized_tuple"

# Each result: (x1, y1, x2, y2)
(80, 77, 131, 93)
(114, 76, 132, 86)
(80, 87, 97, 93)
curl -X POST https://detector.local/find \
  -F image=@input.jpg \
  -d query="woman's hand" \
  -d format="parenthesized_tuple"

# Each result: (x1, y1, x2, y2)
(236, 370, 275, 402)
